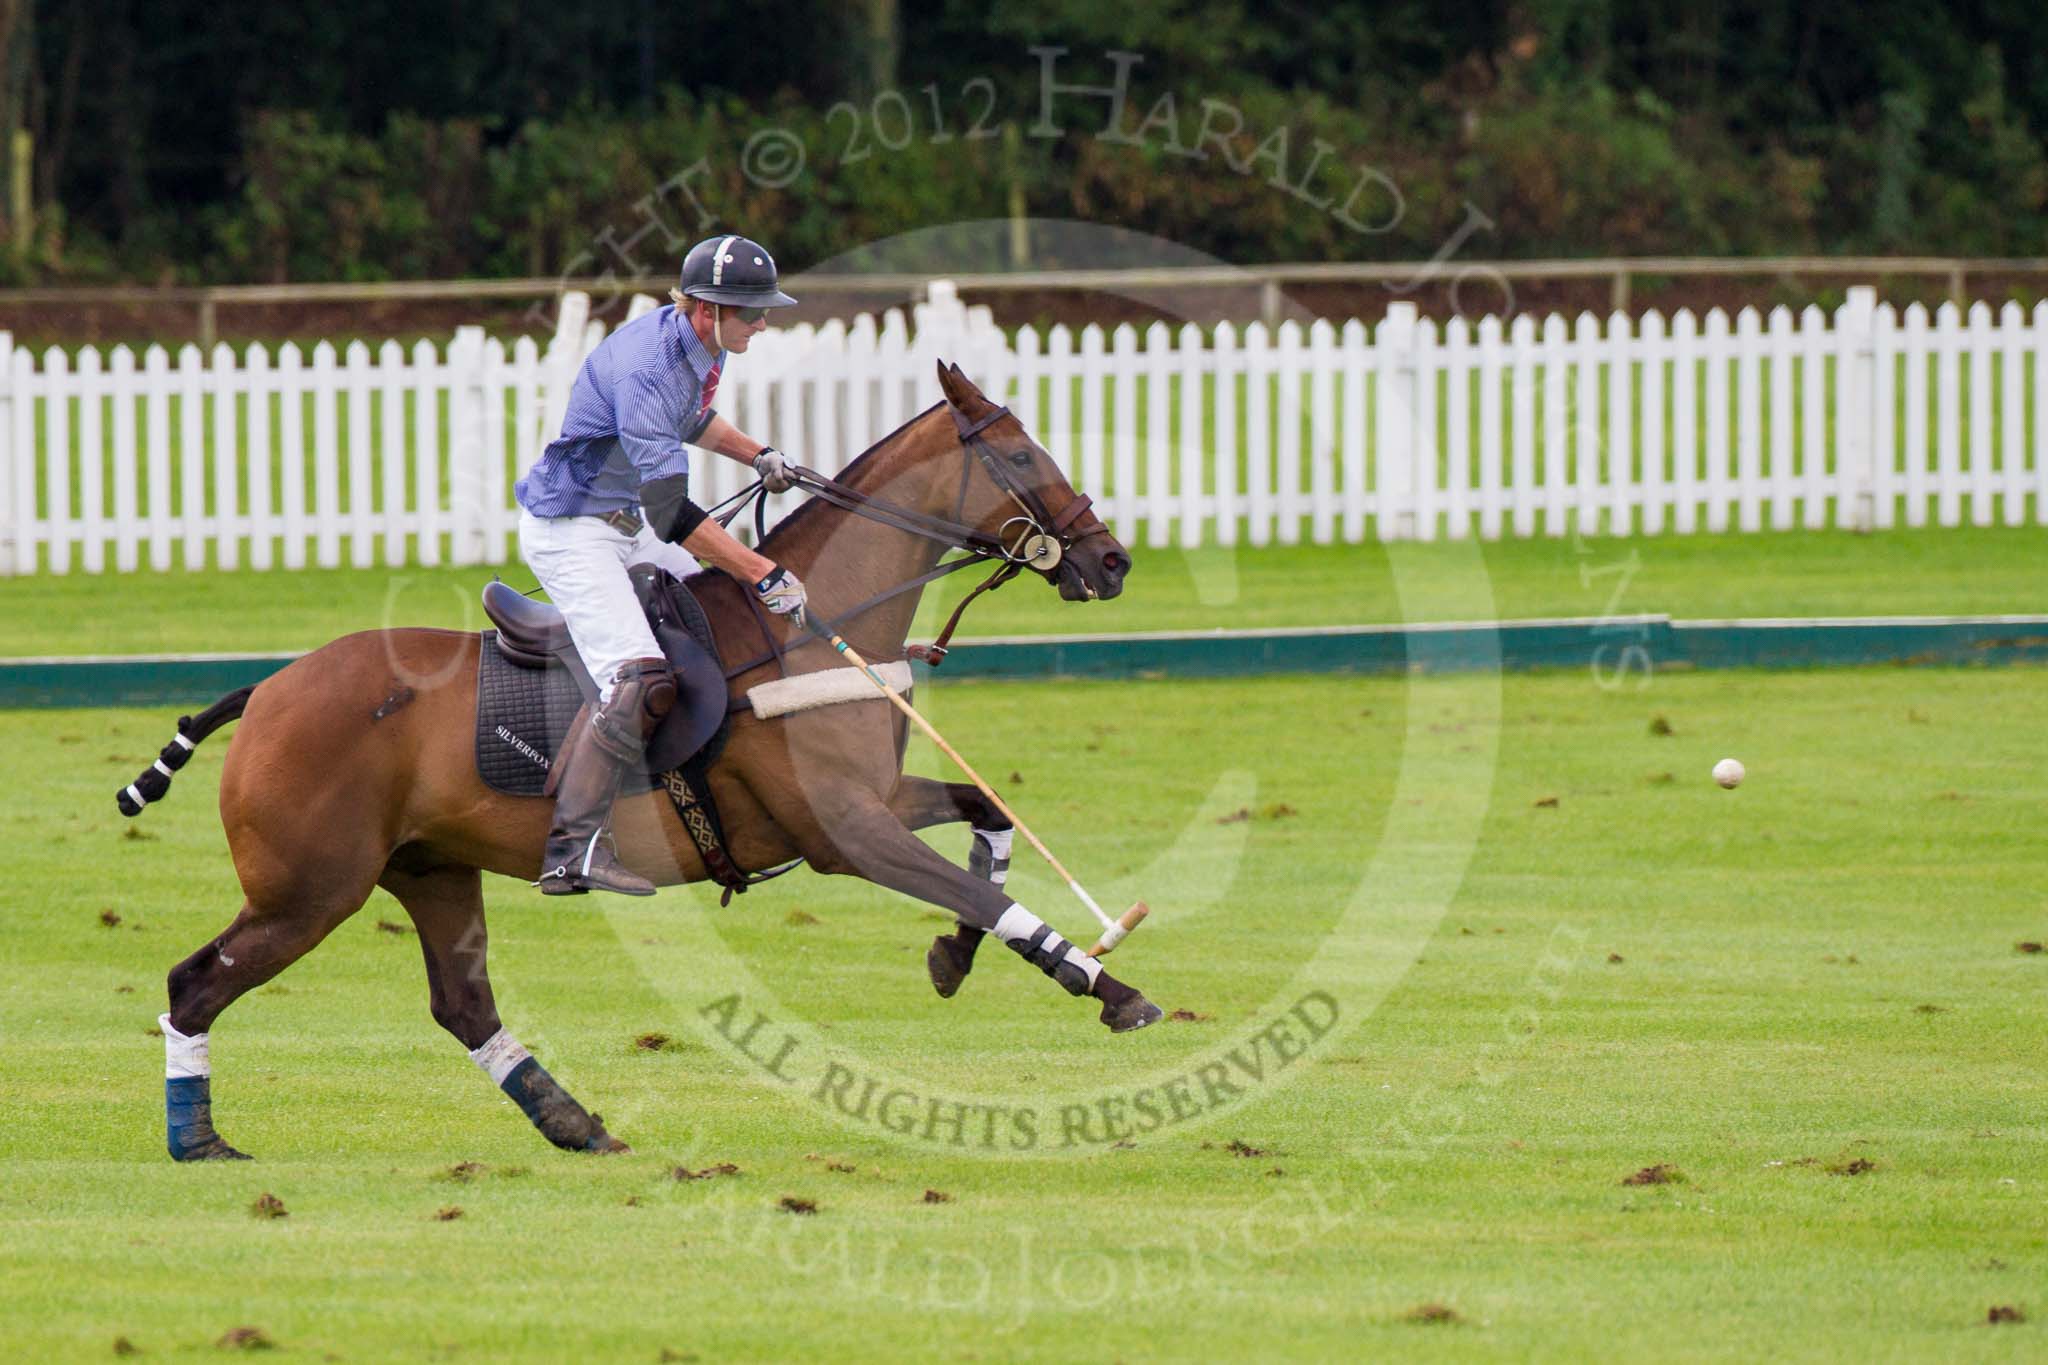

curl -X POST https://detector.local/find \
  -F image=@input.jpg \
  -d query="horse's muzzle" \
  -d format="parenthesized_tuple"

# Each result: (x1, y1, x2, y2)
(1057, 548, 1127, 602)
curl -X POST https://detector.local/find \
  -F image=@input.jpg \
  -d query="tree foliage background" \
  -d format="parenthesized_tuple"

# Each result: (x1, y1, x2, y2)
(10, 0, 2048, 284)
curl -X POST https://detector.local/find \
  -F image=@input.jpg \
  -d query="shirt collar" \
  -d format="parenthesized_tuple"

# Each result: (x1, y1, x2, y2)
(672, 307, 723, 379)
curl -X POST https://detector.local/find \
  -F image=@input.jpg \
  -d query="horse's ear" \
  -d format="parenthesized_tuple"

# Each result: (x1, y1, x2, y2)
(937, 360, 983, 409)
(936, 359, 978, 410)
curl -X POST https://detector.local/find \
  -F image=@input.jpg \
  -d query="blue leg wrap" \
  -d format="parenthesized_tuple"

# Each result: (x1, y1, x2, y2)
(499, 1056, 612, 1152)
(166, 1075, 248, 1161)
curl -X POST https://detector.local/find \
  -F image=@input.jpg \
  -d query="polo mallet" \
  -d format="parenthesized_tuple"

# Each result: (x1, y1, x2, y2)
(805, 620, 1149, 957)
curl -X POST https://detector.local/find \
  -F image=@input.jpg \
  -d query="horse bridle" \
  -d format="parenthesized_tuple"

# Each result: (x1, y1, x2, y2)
(945, 401, 1115, 571)
(715, 402, 1113, 672)
(775, 402, 1109, 573)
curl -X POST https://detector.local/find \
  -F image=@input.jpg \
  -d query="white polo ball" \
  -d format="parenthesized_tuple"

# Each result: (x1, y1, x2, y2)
(1713, 758, 1745, 789)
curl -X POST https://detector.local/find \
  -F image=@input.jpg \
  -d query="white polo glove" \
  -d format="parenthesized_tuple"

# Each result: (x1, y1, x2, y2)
(752, 447, 796, 494)
(754, 566, 808, 626)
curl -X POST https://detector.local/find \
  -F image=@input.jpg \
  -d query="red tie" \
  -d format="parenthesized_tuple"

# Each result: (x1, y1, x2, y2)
(700, 362, 721, 417)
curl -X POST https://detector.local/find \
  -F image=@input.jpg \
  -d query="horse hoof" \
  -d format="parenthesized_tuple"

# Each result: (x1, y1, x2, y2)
(926, 935, 971, 999)
(172, 1135, 252, 1162)
(1099, 993, 1164, 1034)
(589, 1134, 632, 1154)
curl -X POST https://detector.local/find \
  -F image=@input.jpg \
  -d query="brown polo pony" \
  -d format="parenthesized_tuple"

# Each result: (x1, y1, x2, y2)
(127, 362, 1153, 1160)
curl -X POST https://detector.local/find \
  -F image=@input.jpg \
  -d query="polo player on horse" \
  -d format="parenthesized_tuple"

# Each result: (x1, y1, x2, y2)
(516, 234, 808, 895)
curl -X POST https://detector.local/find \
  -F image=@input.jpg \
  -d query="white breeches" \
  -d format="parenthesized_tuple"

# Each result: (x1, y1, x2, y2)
(517, 509, 701, 702)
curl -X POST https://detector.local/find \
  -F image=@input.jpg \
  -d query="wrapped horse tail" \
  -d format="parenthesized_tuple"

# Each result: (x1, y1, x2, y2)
(115, 686, 255, 817)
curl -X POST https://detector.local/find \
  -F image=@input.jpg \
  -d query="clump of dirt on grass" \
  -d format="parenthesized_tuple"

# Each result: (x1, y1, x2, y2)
(1646, 771, 1676, 785)
(442, 1161, 487, 1183)
(1403, 1303, 1462, 1325)
(1218, 802, 1300, 823)
(1533, 796, 1560, 808)
(658, 1349, 699, 1363)
(801, 1152, 859, 1174)
(922, 1189, 953, 1204)
(434, 1206, 463, 1221)
(1648, 715, 1675, 736)
(672, 1163, 740, 1181)
(1008, 771, 1024, 785)
(121, 826, 156, 842)
(785, 909, 820, 927)
(1622, 1164, 1685, 1186)
(1607, 953, 1624, 964)
(373, 918, 409, 936)
(1168, 1008, 1212, 1022)
(1914, 1004, 1949, 1014)
(1825, 1157, 1877, 1176)
(2016, 942, 2044, 955)
(778, 1196, 818, 1215)
(112, 1336, 139, 1356)
(247, 1192, 287, 1220)
(633, 1032, 672, 1051)
(115, 984, 135, 993)
(1224, 1139, 1268, 1158)
(215, 1326, 274, 1350)
(1987, 1305, 2026, 1325)
(98, 909, 122, 928)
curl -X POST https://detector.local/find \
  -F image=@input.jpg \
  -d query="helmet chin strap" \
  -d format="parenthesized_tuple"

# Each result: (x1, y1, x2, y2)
(711, 302, 726, 353)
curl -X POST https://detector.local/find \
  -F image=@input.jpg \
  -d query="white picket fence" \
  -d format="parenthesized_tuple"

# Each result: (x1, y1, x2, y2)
(1, 282, 2044, 576)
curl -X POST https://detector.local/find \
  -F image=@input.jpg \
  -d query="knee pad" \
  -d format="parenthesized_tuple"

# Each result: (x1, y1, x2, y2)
(592, 658, 676, 759)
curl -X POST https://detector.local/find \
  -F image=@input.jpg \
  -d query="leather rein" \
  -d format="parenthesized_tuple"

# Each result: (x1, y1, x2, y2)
(714, 403, 1109, 677)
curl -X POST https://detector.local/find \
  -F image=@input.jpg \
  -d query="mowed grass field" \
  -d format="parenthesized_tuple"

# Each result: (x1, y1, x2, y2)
(5, 662, 2045, 1360)
(2, 524, 2046, 657)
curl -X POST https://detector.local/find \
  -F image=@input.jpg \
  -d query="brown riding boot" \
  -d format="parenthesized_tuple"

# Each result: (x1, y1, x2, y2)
(537, 658, 677, 896)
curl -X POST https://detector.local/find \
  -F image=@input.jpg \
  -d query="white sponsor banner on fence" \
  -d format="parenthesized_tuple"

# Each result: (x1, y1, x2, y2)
(0, 283, 2042, 576)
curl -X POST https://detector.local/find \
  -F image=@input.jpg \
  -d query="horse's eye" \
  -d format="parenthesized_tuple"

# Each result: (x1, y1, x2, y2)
(1009, 449, 1033, 469)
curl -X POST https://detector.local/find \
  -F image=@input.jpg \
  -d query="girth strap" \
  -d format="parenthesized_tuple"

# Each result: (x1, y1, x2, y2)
(658, 758, 749, 905)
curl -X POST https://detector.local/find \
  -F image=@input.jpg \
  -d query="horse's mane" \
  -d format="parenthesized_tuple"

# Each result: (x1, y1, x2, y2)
(755, 400, 949, 553)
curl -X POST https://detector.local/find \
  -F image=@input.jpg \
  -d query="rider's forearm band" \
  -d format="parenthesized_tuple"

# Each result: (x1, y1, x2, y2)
(642, 474, 709, 543)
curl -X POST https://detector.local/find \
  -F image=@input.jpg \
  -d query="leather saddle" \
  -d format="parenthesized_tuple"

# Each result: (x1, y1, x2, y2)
(481, 569, 729, 779)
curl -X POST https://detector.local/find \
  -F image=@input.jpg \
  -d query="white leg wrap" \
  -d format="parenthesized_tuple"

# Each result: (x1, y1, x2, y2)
(161, 1013, 210, 1080)
(991, 904, 1103, 989)
(990, 902, 1039, 943)
(468, 1028, 534, 1086)
(973, 827, 1015, 886)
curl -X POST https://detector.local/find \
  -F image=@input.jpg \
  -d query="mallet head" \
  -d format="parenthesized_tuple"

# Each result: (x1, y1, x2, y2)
(1085, 901, 1150, 958)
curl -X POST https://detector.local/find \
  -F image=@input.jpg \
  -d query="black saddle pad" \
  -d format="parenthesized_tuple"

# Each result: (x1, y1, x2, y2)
(474, 636, 593, 797)
(473, 571, 730, 798)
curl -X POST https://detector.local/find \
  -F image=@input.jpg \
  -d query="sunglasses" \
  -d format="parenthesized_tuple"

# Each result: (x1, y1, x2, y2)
(731, 306, 770, 324)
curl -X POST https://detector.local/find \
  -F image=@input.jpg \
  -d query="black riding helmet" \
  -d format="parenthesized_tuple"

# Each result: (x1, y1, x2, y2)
(677, 234, 799, 309)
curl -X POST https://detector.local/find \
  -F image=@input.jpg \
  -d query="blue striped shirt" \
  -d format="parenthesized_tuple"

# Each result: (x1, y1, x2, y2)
(515, 305, 725, 517)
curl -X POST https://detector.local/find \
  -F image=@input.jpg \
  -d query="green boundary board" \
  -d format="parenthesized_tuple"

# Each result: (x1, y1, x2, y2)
(4, 616, 2046, 708)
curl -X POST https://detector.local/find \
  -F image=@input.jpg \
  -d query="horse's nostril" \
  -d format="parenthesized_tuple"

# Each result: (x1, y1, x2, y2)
(1102, 552, 1130, 577)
